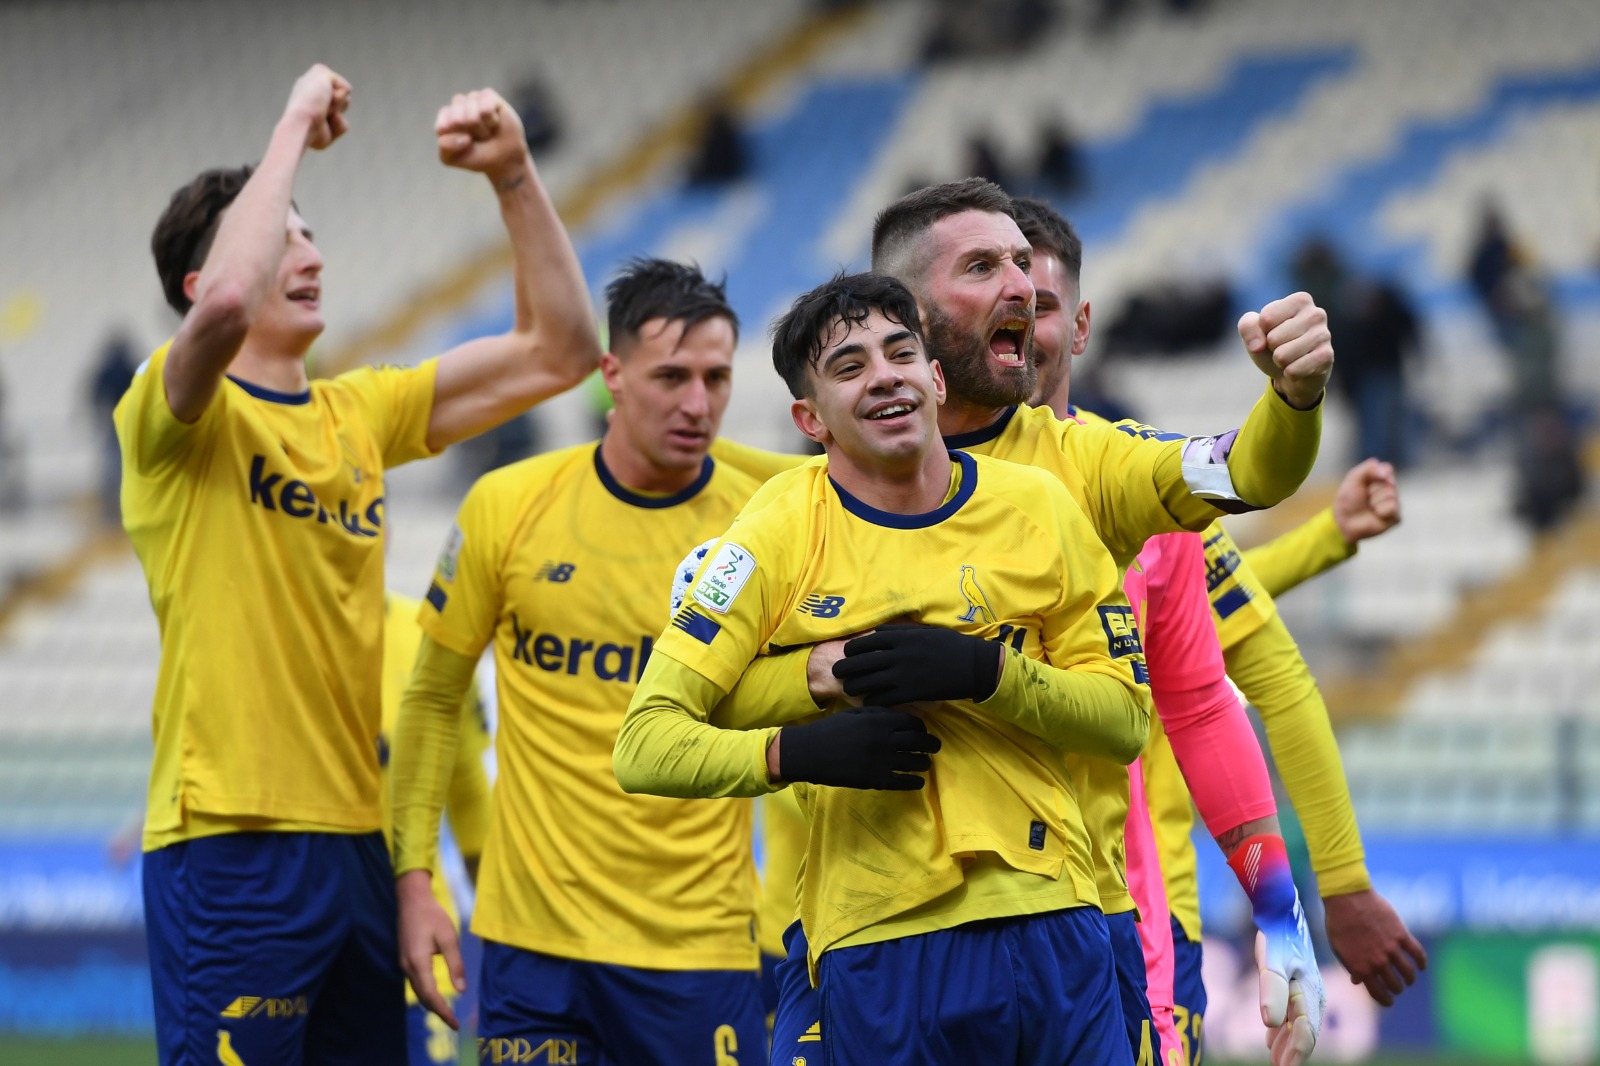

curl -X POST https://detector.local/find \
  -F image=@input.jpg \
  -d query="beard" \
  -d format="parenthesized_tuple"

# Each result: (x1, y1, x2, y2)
(922, 302, 1037, 408)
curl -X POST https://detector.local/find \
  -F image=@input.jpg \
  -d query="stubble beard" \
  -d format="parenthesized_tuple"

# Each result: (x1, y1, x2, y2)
(922, 303, 1037, 409)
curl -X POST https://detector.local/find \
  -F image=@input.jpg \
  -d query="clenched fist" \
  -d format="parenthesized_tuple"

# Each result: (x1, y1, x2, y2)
(1238, 292, 1334, 411)
(285, 64, 351, 151)
(436, 89, 530, 188)
(1333, 458, 1401, 544)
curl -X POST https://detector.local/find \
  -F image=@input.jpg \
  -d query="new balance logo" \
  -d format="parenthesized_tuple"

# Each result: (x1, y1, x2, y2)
(798, 595, 846, 619)
(534, 561, 576, 582)
(220, 995, 308, 1019)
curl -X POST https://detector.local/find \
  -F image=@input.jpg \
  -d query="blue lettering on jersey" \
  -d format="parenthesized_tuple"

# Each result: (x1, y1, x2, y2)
(508, 612, 653, 683)
(1115, 422, 1186, 443)
(535, 561, 577, 582)
(247, 454, 382, 537)
(672, 606, 722, 645)
(1098, 605, 1150, 682)
(798, 594, 846, 619)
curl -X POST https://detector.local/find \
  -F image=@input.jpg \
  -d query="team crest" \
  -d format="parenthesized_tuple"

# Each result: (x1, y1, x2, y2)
(958, 565, 996, 624)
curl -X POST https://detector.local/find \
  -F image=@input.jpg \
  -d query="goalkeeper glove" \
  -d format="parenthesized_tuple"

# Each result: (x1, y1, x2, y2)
(777, 709, 941, 791)
(1228, 834, 1326, 1066)
(832, 624, 1003, 705)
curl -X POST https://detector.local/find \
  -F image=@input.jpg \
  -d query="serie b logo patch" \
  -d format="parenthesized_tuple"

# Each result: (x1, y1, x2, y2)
(693, 542, 756, 615)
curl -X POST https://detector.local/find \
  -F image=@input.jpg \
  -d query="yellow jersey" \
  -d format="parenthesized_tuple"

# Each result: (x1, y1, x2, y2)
(631, 450, 1149, 968)
(418, 441, 764, 971)
(116, 343, 438, 850)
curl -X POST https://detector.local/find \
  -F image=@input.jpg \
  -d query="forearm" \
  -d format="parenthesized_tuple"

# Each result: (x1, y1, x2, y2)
(1158, 678, 1279, 840)
(444, 725, 492, 862)
(614, 652, 781, 799)
(1225, 384, 1323, 510)
(1243, 509, 1355, 599)
(392, 637, 479, 875)
(1224, 614, 1370, 895)
(709, 648, 819, 730)
(977, 650, 1151, 764)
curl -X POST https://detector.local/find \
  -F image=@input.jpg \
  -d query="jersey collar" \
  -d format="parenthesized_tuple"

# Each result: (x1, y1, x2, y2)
(592, 443, 714, 509)
(941, 405, 1016, 449)
(829, 450, 977, 530)
(227, 375, 312, 405)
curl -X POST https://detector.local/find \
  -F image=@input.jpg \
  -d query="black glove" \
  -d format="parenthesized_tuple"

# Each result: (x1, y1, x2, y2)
(777, 708, 942, 791)
(832, 624, 1003, 706)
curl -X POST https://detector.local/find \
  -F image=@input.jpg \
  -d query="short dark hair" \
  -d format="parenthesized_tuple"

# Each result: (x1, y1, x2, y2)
(770, 272, 923, 399)
(152, 165, 256, 315)
(870, 178, 1015, 284)
(604, 257, 738, 352)
(1011, 197, 1082, 284)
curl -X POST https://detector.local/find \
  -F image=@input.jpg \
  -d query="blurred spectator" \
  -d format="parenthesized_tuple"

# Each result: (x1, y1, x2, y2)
(1342, 278, 1422, 469)
(1102, 277, 1234, 356)
(922, 0, 1056, 61)
(1468, 198, 1517, 344)
(509, 72, 563, 155)
(453, 411, 544, 484)
(1516, 402, 1585, 531)
(686, 98, 749, 188)
(1034, 119, 1085, 197)
(89, 331, 139, 524)
(964, 135, 1010, 189)
(1289, 236, 1350, 341)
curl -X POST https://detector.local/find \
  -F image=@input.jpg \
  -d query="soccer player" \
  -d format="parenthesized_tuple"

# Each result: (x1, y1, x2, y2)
(1012, 195, 1424, 1060)
(117, 65, 600, 1065)
(380, 590, 492, 1066)
(390, 259, 769, 1065)
(697, 178, 1333, 1061)
(617, 271, 1153, 1064)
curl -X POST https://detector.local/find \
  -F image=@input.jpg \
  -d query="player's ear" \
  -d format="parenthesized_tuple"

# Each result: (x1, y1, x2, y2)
(599, 352, 624, 401)
(182, 271, 203, 308)
(1072, 299, 1092, 357)
(791, 398, 829, 446)
(928, 356, 947, 407)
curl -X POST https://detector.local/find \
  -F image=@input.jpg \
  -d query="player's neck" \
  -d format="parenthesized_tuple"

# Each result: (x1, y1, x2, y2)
(937, 395, 1010, 438)
(229, 339, 311, 395)
(1044, 378, 1071, 420)
(599, 430, 703, 495)
(827, 443, 951, 516)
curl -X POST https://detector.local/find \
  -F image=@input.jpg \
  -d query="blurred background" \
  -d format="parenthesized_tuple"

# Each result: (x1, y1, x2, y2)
(2, 0, 1599, 1062)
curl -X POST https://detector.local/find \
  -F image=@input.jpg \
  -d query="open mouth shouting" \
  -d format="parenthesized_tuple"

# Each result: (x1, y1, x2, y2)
(988, 320, 1030, 369)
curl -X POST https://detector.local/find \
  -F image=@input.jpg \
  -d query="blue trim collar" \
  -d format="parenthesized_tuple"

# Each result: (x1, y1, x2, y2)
(830, 450, 976, 530)
(228, 375, 312, 405)
(942, 406, 1016, 449)
(593, 444, 713, 509)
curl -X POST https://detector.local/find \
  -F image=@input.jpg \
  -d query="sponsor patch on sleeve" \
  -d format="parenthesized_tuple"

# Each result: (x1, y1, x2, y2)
(436, 524, 464, 583)
(692, 541, 756, 615)
(1115, 421, 1186, 442)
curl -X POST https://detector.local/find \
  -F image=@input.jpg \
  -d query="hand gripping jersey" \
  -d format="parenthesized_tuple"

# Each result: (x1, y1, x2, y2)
(116, 344, 439, 849)
(624, 450, 1151, 971)
(418, 442, 764, 970)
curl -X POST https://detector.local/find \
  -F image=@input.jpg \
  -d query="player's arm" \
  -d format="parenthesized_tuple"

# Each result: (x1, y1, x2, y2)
(444, 682, 491, 886)
(391, 635, 475, 1030)
(164, 65, 350, 423)
(422, 90, 601, 451)
(1244, 459, 1400, 598)
(1223, 605, 1427, 1006)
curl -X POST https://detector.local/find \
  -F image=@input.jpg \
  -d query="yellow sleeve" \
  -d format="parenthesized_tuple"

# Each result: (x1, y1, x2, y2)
(418, 476, 504, 659)
(1222, 383, 1323, 510)
(1241, 508, 1355, 600)
(114, 343, 223, 475)
(1201, 521, 1277, 650)
(334, 359, 441, 469)
(979, 651, 1150, 764)
(392, 635, 479, 875)
(708, 437, 809, 483)
(1222, 610, 1371, 896)
(709, 647, 820, 730)
(444, 680, 492, 862)
(612, 649, 781, 799)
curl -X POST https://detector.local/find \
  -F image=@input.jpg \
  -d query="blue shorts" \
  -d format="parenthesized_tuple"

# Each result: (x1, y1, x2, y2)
(477, 939, 765, 1066)
(142, 830, 405, 1066)
(407, 1000, 459, 1065)
(1107, 911, 1158, 1065)
(817, 907, 1132, 1066)
(1171, 917, 1208, 1066)
(759, 950, 783, 1018)
(771, 921, 822, 1064)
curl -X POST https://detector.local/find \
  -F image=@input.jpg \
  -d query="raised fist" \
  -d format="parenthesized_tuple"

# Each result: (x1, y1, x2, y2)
(1238, 292, 1334, 411)
(285, 63, 351, 151)
(436, 89, 529, 185)
(1333, 458, 1400, 544)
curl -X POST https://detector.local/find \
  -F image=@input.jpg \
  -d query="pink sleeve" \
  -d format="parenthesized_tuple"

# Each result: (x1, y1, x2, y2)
(1125, 758, 1181, 1059)
(1141, 532, 1277, 837)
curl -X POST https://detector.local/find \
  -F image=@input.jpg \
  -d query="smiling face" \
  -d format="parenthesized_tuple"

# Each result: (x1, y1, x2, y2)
(182, 207, 326, 356)
(915, 209, 1037, 409)
(603, 313, 736, 476)
(791, 308, 946, 479)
